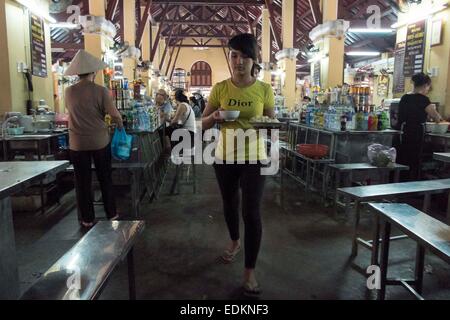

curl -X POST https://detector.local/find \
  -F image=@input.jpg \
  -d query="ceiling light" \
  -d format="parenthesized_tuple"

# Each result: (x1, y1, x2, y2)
(15, 0, 57, 23)
(346, 51, 381, 56)
(50, 23, 80, 29)
(347, 28, 395, 34)
(391, 4, 447, 28)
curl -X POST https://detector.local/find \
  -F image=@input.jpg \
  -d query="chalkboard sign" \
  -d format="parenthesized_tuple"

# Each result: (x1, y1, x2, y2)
(393, 41, 406, 94)
(30, 13, 47, 78)
(403, 20, 426, 77)
(313, 62, 320, 87)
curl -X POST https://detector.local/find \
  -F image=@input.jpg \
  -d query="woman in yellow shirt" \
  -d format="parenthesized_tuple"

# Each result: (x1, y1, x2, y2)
(202, 33, 275, 297)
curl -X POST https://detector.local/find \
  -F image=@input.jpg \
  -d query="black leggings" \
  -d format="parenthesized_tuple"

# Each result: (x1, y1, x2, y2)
(70, 144, 117, 223)
(213, 163, 266, 269)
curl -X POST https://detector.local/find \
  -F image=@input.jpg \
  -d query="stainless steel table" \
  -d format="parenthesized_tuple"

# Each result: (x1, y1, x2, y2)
(287, 123, 402, 163)
(1, 133, 67, 160)
(433, 152, 450, 163)
(0, 160, 69, 299)
(337, 178, 450, 264)
(369, 203, 450, 300)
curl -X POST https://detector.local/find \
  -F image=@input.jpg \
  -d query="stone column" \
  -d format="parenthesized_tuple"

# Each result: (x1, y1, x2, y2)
(261, 8, 271, 84)
(123, 0, 136, 81)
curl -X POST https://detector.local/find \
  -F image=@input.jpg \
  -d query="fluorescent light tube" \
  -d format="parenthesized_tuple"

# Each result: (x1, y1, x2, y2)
(347, 28, 395, 33)
(50, 23, 80, 29)
(346, 52, 381, 56)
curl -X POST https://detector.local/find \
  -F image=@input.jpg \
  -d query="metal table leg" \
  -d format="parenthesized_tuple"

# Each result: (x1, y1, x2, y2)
(371, 214, 381, 266)
(0, 197, 19, 299)
(351, 200, 361, 258)
(131, 169, 140, 217)
(378, 220, 391, 300)
(127, 247, 136, 300)
(423, 193, 431, 213)
(415, 244, 425, 295)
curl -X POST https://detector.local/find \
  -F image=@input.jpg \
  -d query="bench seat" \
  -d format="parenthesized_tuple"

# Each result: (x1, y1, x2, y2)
(369, 203, 450, 300)
(336, 178, 450, 263)
(20, 220, 145, 300)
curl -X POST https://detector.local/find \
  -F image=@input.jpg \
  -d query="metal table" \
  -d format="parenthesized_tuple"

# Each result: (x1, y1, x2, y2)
(369, 203, 450, 300)
(287, 123, 401, 163)
(0, 160, 69, 299)
(433, 152, 450, 163)
(329, 163, 409, 207)
(337, 178, 450, 264)
(1, 133, 67, 160)
(427, 133, 450, 152)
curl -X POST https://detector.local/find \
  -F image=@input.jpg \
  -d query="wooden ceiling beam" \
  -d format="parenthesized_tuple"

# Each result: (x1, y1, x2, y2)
(264, 0, 282, 50)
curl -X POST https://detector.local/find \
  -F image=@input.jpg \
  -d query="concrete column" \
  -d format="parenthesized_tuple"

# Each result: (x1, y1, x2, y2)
(85, 0, 106, 85)
(123, 0, 136, 81)
(141, 9, 151, 93)
(261, 8, 271, 84)
(150, 23, 160, 94)
(281, 0, 296, 110)
(320, 0, 344, 88)
(0, 0, 12, 115)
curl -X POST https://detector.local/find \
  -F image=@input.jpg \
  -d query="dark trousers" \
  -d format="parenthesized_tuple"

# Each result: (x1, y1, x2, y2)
(70, 144, 116, 223)
(214, 163, 266, 269)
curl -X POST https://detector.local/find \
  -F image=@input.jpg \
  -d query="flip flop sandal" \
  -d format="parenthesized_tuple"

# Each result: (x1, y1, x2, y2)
(220, 246, 241, 263)
(243, 282, 262, 298)
(80, 221, 94, 228)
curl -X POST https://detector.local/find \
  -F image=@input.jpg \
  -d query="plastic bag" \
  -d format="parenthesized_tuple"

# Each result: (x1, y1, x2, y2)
(111, 128, 133, 160)
(367, 144, 396, 167)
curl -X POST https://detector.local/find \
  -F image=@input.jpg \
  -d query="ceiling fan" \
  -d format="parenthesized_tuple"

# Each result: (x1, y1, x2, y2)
(49, 0, 73, 14)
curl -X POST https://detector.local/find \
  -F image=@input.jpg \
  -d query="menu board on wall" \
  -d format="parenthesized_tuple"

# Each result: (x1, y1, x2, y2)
(403, 20, 426, 77)
(393, 41, 406, 94)
(313, 62, 321, 87)
(30, 13, 47, 78)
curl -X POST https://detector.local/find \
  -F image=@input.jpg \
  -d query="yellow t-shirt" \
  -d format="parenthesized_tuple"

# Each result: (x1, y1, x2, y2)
(209, 78, 275, 162)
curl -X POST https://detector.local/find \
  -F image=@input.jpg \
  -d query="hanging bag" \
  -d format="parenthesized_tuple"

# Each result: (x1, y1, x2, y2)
(111, 127, 133, 160)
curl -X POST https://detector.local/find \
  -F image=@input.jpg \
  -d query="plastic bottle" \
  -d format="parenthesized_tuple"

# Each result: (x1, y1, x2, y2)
(363, 107, 369, 131)
(369, 108, 378, 131)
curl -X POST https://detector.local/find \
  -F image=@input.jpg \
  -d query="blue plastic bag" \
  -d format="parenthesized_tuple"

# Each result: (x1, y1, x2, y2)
(111, 128, 133, 160)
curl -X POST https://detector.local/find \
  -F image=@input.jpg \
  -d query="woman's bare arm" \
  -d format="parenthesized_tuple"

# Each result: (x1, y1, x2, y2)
(425, 104, 443, 122)
(263, 107, 275, 118)
(202, 102, 223, 130)
(170, 103, 187, 125)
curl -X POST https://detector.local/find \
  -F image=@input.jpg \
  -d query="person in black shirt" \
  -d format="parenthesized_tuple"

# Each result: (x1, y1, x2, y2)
(396, 72, 442, 180)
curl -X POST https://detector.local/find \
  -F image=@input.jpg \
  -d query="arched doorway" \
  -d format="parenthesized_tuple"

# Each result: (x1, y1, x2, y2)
(190, 61, 212, 87)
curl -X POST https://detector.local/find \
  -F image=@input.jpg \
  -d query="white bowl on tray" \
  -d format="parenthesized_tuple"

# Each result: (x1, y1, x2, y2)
(219, 110, 240, 122)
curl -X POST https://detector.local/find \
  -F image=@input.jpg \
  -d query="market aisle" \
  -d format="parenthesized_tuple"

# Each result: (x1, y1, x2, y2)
(13, 164, 450, 299)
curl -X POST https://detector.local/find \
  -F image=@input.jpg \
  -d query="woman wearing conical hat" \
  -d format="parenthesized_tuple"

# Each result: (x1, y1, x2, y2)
(64, 50, 123, 228)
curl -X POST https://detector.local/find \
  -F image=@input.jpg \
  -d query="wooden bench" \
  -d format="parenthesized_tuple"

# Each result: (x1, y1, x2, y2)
(20, 220, 145, 300)
(337, 178, 450, 265)
(368, 203, 450, 300)
(329, 163, 409, 207)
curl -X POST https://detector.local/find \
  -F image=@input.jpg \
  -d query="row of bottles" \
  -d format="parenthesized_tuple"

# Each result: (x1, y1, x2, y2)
(301, 103, 390, 131)
(120, 101, 161, 131)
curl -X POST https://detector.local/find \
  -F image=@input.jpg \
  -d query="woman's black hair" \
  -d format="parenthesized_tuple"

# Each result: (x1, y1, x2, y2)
(174, 89, 189, 103)
(228, 33, 259, 75)
(412, 72, 431, 88)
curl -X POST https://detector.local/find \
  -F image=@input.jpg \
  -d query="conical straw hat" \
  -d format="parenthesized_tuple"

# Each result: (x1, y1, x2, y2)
(64, 49, 108, 76)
